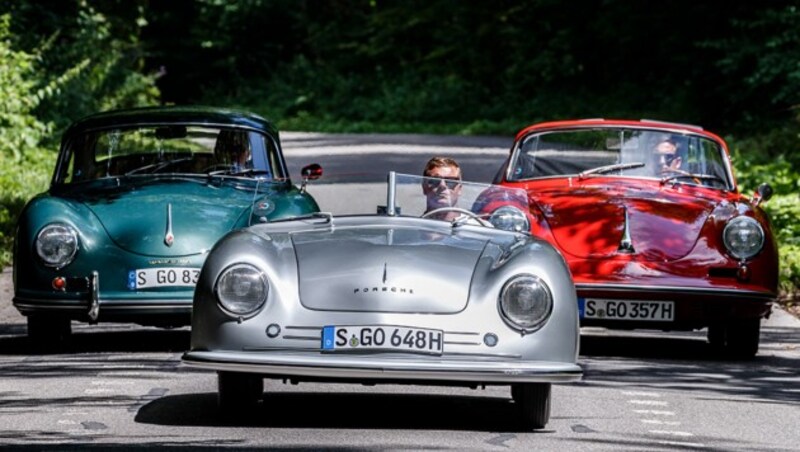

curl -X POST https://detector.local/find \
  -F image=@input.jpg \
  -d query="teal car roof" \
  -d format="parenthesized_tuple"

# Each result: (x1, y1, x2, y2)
(64, 105, 278, 137)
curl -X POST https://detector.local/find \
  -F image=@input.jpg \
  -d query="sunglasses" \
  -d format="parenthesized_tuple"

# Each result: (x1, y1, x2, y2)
(656, 153, 677, 165)
(424, 177, 461, 190)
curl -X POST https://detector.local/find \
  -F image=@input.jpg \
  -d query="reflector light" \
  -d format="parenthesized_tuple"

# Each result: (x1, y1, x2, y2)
(52, 277, 66, 291)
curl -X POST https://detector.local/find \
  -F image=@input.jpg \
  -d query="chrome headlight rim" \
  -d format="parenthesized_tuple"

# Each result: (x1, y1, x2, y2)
(498, 273, 553, 333)
(214, 263, 269, 318)
(488, 205, 531, 232)
(722, 216, 765, 260)
(35, 223, 79, 268)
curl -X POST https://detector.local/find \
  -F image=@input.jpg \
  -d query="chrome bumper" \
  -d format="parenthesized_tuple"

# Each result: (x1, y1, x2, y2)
(182, 350, 583, 384)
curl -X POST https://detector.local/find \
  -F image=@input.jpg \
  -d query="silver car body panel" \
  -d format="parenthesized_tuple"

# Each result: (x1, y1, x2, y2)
(183, 173, 582, 386)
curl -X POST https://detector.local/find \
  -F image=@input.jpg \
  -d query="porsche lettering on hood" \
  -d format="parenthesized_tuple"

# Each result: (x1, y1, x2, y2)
(82, 182, 254, 256)
(292, 227, 487, 313)
(535, 185, 715, 261)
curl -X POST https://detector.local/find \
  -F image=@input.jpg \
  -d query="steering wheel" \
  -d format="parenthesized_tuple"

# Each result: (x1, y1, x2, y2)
(203, 164, 234, 174)
(421, 207, 492, 227)
(661, 168, 703, 185)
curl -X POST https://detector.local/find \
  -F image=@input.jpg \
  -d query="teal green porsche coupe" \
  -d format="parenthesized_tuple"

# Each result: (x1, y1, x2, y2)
(13, 106, 322, 347)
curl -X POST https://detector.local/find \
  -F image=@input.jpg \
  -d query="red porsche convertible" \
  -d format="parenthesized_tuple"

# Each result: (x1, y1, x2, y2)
(495, 119, 778, 358)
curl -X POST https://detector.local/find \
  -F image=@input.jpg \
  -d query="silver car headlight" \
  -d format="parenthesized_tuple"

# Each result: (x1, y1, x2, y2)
(489, 206, 530, 232)
(499, 274, 553, 332)
(35, 223, 79, 268)
(723, 216, 764, 260)
(215, 263, 268, 316)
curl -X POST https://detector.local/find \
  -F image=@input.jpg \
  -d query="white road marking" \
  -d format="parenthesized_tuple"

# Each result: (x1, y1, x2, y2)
(641, 419, 681, 426)
(656, 440, 707, 448)
(628, 400, 669, 406)
(633, 409, 675, 416)
(649, 430, 695, 437)
(622, 391, 661, 397)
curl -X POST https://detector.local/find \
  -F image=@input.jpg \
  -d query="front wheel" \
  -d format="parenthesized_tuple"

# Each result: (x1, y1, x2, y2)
(511, 383, 551, 430)
(707, 318, 760, 359)
(218, 371, 263, 413)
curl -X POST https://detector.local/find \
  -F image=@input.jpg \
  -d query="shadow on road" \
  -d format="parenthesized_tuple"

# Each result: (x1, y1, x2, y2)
(135, 390, 544, 434)
(577, 325, 800, 405)
(0, 324, 189, 356)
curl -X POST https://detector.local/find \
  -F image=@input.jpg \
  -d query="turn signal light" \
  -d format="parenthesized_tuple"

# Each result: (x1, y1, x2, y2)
(52, 276, 66, 291)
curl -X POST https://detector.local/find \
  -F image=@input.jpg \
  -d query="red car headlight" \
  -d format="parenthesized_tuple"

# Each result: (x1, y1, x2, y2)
(723, 216, 764, 260)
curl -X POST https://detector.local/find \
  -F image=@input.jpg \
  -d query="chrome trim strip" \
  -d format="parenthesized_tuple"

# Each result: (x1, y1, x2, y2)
(283, 335, 319, 341)
(164, 203, 174, 247)
(182, 351, 582, 383)
(617, 206, 634, 253)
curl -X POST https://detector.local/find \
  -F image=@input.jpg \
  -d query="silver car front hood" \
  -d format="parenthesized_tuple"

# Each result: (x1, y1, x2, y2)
(291, 226, 487, 313)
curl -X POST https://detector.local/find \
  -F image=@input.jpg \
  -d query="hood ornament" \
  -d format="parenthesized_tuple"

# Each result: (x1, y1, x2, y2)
(164, 203, 174, 247)
(617, 206, 634, 254)
(382, 262, 388, 284)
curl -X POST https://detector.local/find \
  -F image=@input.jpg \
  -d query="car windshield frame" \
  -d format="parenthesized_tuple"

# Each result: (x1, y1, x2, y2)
(288, 172, 531, 232)
(52, 124, 289, 185)
(506, 127, 734, 190)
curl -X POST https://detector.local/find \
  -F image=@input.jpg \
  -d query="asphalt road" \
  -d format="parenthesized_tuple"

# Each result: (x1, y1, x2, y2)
(2, 132, 799, 450)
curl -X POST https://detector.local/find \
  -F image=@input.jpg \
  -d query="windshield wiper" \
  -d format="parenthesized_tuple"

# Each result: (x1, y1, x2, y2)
(207, 168, 271, 178)
(578, 162, 645, 179)
(124, 157, 193, 176)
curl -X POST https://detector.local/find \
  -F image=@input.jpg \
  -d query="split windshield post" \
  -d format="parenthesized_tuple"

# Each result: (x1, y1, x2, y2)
(386, 171, 397, 216)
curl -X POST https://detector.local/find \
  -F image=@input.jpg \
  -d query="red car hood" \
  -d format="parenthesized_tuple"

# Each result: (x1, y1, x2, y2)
(533, 183, 716, 261)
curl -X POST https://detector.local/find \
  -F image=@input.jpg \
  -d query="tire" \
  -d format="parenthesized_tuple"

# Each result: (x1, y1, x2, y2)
(726, 318, 760, 359)
(27, 315, 71, 351)
(706, 318, 760, 360)
(218, 371, 263, 413)
(512, 383, 551, 430)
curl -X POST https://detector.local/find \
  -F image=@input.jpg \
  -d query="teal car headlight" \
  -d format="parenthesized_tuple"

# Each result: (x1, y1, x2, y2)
(215, 263, 268, 316)
(35, 223, 79, 268)
(499, 274, 553, 332)
(489, 206, 530, 232)
(723, 216, 764, 260)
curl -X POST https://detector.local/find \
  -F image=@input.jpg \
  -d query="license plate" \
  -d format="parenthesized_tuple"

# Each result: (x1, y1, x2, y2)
(579, 298, 675, 321)
(321, 325, 444, 355)
(127, 267, 200, 290)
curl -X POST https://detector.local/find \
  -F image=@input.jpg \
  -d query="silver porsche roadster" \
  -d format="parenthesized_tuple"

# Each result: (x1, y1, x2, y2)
(182, 172, 582, 430)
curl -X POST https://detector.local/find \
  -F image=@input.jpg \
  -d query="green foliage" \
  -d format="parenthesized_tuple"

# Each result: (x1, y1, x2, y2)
(0, 14, 50, 160)
(0, 4, 161, 267)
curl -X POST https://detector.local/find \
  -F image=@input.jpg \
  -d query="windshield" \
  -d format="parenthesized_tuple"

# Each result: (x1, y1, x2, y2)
(507, 128, 733, 189)
(55, 125, 287, 184)
(307, 172, 531, 232)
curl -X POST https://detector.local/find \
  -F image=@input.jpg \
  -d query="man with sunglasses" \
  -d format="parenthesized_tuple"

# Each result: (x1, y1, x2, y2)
(652, 138, 682, 174)
(421, 156, 463, 220)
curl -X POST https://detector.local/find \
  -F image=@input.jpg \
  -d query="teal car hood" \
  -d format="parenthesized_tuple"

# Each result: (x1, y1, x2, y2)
(81, 180, 255, 257)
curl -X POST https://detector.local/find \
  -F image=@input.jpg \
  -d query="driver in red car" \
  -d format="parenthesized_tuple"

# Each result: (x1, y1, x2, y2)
(652, 138, 683, 174)
(422, 156, 463, 220)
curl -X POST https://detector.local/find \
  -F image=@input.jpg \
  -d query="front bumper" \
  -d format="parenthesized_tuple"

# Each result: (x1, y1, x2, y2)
(14, 271, 192, 325)
(576, 283, 774, 330)
(182, 350, 583, 385)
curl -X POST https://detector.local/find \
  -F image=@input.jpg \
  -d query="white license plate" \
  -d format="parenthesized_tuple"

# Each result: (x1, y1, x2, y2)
(321, 325, 444, 355)
(127, 267, 200, 290)
(580, 298, 675, 321)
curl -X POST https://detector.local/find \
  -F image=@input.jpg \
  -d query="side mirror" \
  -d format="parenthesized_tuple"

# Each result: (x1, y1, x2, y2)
(754, 182, 773, 206)
(300, 163, 323, 193)
(301, 163, 323, 181)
